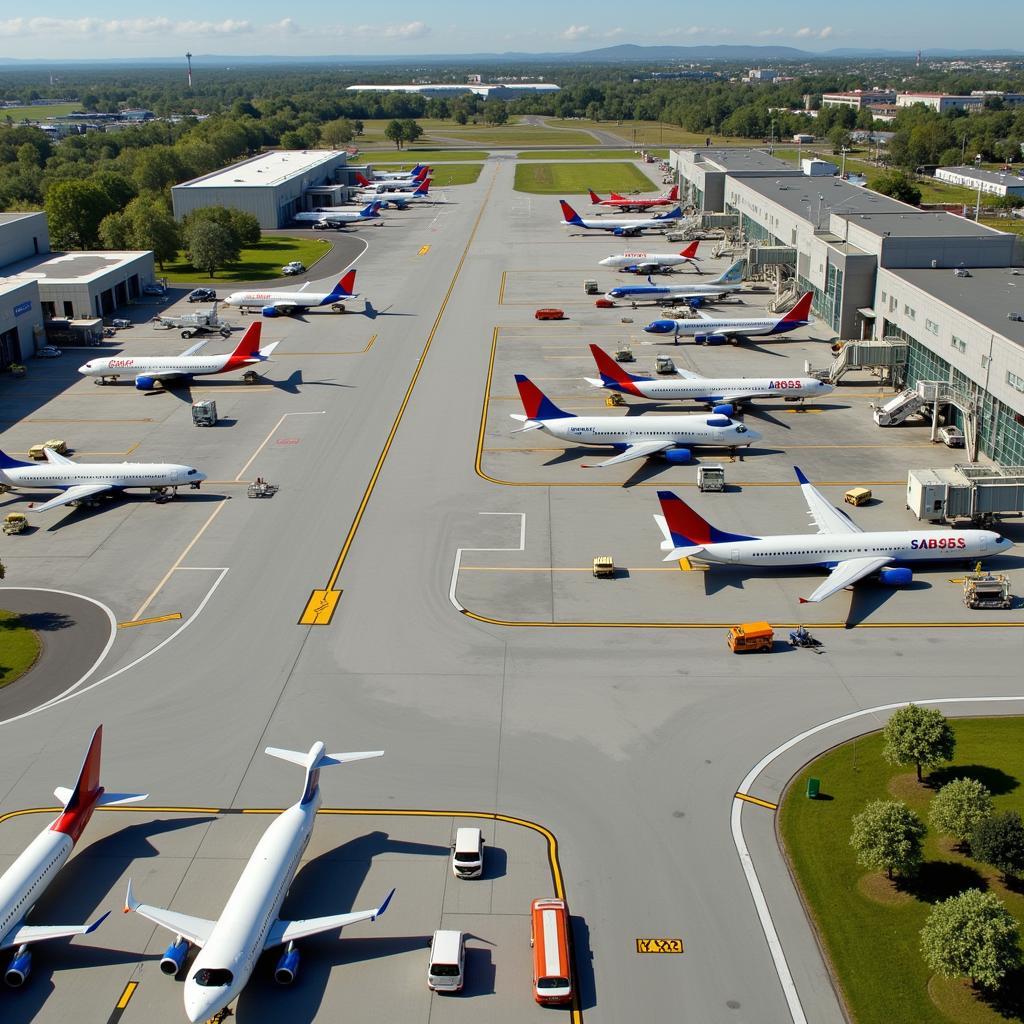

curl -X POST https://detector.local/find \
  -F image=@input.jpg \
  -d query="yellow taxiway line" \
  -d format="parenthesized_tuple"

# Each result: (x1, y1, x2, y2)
(118, 612, 183, 628)
(734, 793, 778, 811)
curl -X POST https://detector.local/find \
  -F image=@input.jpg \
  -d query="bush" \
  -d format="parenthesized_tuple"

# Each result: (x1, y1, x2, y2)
(970, 811, 1024, 880)
(928, 778, 993, 844)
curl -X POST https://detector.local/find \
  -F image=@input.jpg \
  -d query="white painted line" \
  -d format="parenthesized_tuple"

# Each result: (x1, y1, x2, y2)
(233, 409, 326, 482)
(733, 695, 1024, 1024)
(449, 513, 526, 612)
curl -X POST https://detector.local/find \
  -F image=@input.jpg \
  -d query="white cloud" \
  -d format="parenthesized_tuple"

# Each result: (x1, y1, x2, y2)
(604, 27, 625, 38)
(562, 25, 592, 41)
(795, 26, 833, 39)
(757, 28, 787, 37)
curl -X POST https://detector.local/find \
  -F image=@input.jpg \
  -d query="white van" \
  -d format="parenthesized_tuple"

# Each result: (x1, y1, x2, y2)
(427, 929, 465, 992)
(451, 827, 485, 879)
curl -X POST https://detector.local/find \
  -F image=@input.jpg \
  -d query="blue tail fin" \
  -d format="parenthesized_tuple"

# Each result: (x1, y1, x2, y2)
(0, 448, 32, 470)
(515, 375, 574, 421)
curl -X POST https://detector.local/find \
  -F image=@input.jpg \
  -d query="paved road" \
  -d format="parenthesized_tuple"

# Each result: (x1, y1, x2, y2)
(0, 157, 1021, 1024)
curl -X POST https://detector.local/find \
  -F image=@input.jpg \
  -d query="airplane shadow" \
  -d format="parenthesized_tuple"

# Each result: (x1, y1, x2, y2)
(270, 370, 354, 395)
(844, 579, 930, 628)
(42, 492, 225, 533)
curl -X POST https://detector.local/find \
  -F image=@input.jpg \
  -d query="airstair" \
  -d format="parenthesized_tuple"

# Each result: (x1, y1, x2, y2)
(873, 388, 924, 426)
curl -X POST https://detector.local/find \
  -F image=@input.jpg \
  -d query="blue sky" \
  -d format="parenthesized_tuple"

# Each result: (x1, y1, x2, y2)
(1, 2, 1018, 59)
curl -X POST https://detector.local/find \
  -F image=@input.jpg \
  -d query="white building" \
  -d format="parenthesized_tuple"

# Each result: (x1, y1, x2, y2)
(821, 91, 896, 110)
(896, 93, 985, 114)
(935, 166, 1024, 199)
(345, 83, 559, 101)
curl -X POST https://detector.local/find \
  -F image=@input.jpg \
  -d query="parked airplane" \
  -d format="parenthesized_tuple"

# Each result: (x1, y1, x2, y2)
(599, 242, 702, 275)
(585, 344, 834, 408)
(354, 178, 431, 208)
(655, 467, 1013, 603)
(78, 322, 279, 389)
(604, 260, 746, 304)
(559, 199, 683, 237)
(0, 725, 146, 987)
(0, 448, 205, 513)
(511, 374, 759, 468)
(223, 270, 359, 317)
(588, 185, 679, 212)
(643, 292, 814, 344)
(293, 201, 381, 228)
(355, 169, 428, 191)
(126, 742, 395, 1024)
(366, 163, 429, 181)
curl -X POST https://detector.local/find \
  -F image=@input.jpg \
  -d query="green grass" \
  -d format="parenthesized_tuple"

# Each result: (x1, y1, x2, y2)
(517, 149, 664, 160)
(981, 217, 1024, 236)
(514, 162, 659, 195)
(372, 163, 482, 185)
(360, 149, 488, 161)
(0, 610, 42, 688)
(353, 115, 595, 148)
(161, 236, 334, 284)
(0, 102, 79, 122)
(779, 717, 1024, 1024)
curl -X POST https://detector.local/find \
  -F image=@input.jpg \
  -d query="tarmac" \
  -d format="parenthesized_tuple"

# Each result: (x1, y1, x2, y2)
(0, 158, 1022, 1024)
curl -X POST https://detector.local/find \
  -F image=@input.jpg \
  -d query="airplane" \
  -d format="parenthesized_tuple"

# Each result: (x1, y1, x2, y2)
(585, 344, 834, 409)
(78, 321, 279, 390)
(293, 201, 381, 228)
(354, 178, 431, 209)
(599, 241, 703, 275)
(0, 725, 146, 987)
(559, 199, 684, 237)
(588, 184, 679, 212)
(355, 168, 428, 191)
(654, 467, 1014, 603)
(125, 742, 396, 1024)
(223, 269, 359, 318)
(643, 292, 814, 344)
(603, 260, 746, 305)
(511, 374, 759, 468)
(0, 447, 205, 513)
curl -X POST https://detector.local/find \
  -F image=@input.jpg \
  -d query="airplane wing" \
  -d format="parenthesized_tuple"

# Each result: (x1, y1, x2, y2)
(795, 467, 862, 535)
(124, 880, 215, 947)
(585, 440, 671, 468)
(180, 339, 209, 357)
(801, 556, 893, 604)
(298, 282, 311, 293)
(674, 368, 702, 380)
(42, 448, 75, 465)
(29, 484, 113, 514)
(264, 889, 395, 950)
(1, 912, 110, 951)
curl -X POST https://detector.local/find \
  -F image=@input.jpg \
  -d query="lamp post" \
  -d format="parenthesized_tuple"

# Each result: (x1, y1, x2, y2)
(840, 145, 849, 179)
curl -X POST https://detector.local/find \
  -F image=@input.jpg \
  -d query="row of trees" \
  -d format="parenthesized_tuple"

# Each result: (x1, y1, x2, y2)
(846, 705, 1023, 991)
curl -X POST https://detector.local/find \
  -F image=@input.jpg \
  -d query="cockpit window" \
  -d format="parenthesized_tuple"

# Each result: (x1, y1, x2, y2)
(735, 425, 748, 433)
(187, 469, 198, 475)
(194, 968, 233, 987)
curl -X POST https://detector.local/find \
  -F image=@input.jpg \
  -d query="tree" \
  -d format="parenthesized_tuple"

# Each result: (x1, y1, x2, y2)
(181, 206, 259, 248)
(827, 126, 852, 155)
(882, 704, 955, 781)
(870, 169, 923, 205)
(929, 778, 993, 845)
(921, 889, 1020, 989)
(183, 218, 240, 277)
(98, 211, 132, 250)
(399, 119, 423, 146)
(320, 118, 354, 148)
(970, 812, 1024, 881)
(485, 101, 509, 126)
(121, 196, 180, 269)
(850, 800, 926, 880)
(44, 179, 117, 249)
(384, 119, 405, 150)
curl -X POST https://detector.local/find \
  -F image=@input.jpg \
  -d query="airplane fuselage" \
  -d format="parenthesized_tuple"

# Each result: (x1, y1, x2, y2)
(599, 376, 832, 403)
(0, 463, 203, 491)
(0, 828, 74, 947)
(600, 253, 695, 271)
(78, 355, 238, 379)
(538, 415, 756, 448)
(606, 282, 741, 302)
(648, 315, 808, 339)
(564, 216, 679, 234)
(223, 290, 334, 310)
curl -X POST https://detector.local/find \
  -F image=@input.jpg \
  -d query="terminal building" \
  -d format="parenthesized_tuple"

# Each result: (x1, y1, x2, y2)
(669, 147, 1024, 465)
(172, 150, 353, 229)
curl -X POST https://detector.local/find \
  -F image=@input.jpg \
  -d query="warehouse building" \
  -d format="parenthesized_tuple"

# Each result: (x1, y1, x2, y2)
(935, 166, 1024, 199)
(669, 147, 1024, 464)
(896, 92, 985, 113)
(172, 150, 351, 229)
(345, 82, 559, 100)
(821, 90, 896, 110)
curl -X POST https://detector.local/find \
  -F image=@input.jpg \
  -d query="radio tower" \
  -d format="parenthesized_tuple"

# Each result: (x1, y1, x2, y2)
(916, 49, 922, 67)
(186, 52, 193, 89)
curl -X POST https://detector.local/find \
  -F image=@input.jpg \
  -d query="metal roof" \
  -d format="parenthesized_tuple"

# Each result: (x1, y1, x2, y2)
(4, 250, 150, 285)
(936, 165, 1024, 188)
(178, 150, 347, 190)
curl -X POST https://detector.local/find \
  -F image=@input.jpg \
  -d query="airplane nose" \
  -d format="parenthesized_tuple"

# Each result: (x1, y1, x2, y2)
(78, 364, 90, 374)
(644, 320, 676, 334)
(184, 984, 224, 1024)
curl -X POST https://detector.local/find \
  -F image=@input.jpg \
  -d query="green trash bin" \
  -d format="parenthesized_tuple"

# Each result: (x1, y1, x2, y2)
(806, 777, 820, 799)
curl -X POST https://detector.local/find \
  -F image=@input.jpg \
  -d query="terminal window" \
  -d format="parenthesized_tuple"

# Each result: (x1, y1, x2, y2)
(926, 319, 940, 335)
(1008, 371, 1024, 394)
(951, 336, 967, 353)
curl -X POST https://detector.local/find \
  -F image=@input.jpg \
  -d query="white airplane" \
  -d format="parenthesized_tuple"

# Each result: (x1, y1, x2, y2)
(0, 725, 146, 987)
(353, 178, 431, 208)
(293, 201, 381, 227)
(354, 169, 428, 191)
(655, 468, 1014, 603)
(511, 374, 759, 468)
(223, 270, 359, 318)
(359, 164, 428, 184)
(77, 321, 279, 390)
(604, 260, 746, 304)
(599, 241, 702, 275)
(644, 292, 814, 344)
(0, 447, 205, 514)
(125, 742, 395, 1024)
(585, 344, 833, 409)
(559, 199, 683, 237)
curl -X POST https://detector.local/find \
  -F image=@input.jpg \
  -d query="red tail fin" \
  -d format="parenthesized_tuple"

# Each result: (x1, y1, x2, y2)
(414, 167, 429, 180)
(51, 725, 104, 842)
(784, 292, 814, 323)
(559, 200, 581, 222)
(589, 344, 643, 396)
(680, 241, 699, 259)
(231, 321, 262, 359)
(588, 189, 603, 204)
(355, 172, 371, 186)
(668, 185, 679, 200)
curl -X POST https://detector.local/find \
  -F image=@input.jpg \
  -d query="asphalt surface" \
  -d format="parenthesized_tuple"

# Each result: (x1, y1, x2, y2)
(0, 158, 1021, 1024)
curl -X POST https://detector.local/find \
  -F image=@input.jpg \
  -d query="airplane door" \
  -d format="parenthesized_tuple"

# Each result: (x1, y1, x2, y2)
(727, 547, 739, 562)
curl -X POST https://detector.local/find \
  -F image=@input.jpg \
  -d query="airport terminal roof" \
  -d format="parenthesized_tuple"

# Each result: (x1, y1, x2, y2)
(886, 266, 1024, 347)
(937, 165, 1024, 188)
(683, 149, 799, 174)
(0, 212, 44, 227)
(4, 250, 150, 285)
(177, 150, 347, 189)
(730, 174, 915, 220)
(842, 210, 1006, 239)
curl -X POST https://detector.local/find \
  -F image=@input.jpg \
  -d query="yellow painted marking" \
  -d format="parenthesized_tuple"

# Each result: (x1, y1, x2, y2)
(735, 792, 778, 810)
(785, 408, 823, 414)
(118, 613, 183, 628)
(636, 938, 684, 954)
(498, 270, 507, 305)
(678, 558, 692, 571)
(308, 164, 501, 618)
(417, 245, 431, 256)
(116, 981, 138, 1009)
(299, 588, 343, 626)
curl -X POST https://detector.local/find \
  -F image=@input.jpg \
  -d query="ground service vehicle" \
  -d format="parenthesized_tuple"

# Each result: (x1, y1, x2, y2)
(28, 439, 69, 460)
(535, 308, 565, 320)
(727, 622, 774, 653)
(451, 828, 484, 879)
(427, 930, 465, 992)
(844, 487, 872, 507)
(3, 512, 27, 534)
(530, 898, 573, 1006)
(963, 567, 1012, 609)
(188, 288, 216, 302)
(697, 465, 725, 492)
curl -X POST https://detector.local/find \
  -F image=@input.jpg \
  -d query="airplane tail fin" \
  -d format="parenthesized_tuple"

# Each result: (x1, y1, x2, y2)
(668, 184, 679, 201)
(360, 200, 380, 217)
(0, 447, 33, 474)
(714, 259, 746, 285)
(355, 172, 371, 187)
(559, 200, 583, 225)
(514, 374, 574, 422)
(588, 344, 648, 396)
(588, 190, 603, 203)
(413, 165, 428, 179)
(414, 178, 430, 196)
(779, 291, 814, 326)
(265, 743, 384, 806)
(255, 341, 280, 361)
(230, 321, 262, 359)
(656, 490, 754, 560)
(680, 241, 700, 260)
(655, 206, 682, 219)
(325, 270, 357, 303)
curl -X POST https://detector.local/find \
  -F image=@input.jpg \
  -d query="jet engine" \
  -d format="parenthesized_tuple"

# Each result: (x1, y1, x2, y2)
(705, 416, 733, 428)
(261, 306, 281, 318)
(879, 567, 913, 587)
(695, 334, 728, 346)
(160, 938, 189, 976)
(711, 404, 734, 417)
(274, 945, 300, 985)
(662, 448, 692, 464)
(134, 375, 158, 390)
(5, 947, 31, 988)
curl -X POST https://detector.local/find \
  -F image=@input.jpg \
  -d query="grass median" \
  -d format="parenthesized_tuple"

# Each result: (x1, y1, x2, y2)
(161, 236, 334, 284)
(0, 610, 42, 688)
(779, 717, 1024, 1024)
(514, 162, 660, 195)
(371, 163, 482, 185)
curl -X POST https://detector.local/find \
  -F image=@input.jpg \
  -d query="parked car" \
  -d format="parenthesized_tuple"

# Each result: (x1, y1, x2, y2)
(938, 425, 965, 448)
(110, 318, 132, 329)
(35, 345, 62, 358)
(188, 287, 216, 302)
(281, 261, 306, 276)
(142, 283, 166, 296)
